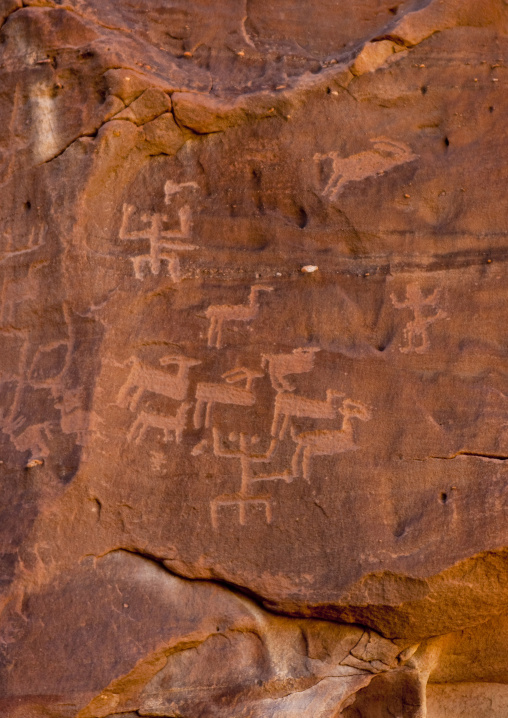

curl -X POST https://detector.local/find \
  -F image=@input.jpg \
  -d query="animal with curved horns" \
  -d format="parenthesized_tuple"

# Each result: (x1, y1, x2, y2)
(291, 399, 372, 480)
(117, 355, 201, 411)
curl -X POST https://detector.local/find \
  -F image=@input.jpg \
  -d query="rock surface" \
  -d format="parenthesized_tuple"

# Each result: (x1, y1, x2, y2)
(0, 0, 507, 716)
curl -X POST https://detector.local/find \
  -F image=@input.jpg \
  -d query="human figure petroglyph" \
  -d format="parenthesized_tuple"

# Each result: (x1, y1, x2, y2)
(119, 203, 197, 281)
(210, 428, 291, 528)
(391, 283, 447, 354)
(127, 402, 193, 445)
(117, 355, 201, 412)
(194, 367, 263, 429)
(261, 347, 320, 392)
(271, 389, 345, 439)
(205, 285, 274, 349)
(291, 399, 372, 480)
(314, 138, 417, 200)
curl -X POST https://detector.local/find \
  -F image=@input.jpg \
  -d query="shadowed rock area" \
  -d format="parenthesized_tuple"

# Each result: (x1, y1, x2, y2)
(0, 0, 507, 715)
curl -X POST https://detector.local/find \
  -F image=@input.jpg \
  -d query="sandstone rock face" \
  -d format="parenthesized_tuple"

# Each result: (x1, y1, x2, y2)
(0, 1, 507, 716)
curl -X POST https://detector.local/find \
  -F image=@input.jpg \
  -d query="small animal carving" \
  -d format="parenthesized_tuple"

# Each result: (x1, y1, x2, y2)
(194, 367, 263, 429)
(127, 402, 192, 444)
(291, 399, 372, 480)
(205, 285, 273, 349)
(314, 138, 417, 200)
(261, 347, 320, 392)
(117, 355, 201, 411)
(271, 389, 345, 439)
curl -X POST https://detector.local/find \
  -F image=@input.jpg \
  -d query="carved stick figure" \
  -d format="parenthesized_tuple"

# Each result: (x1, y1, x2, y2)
(119, 204, 197, 281)
(391, 284, 447, 354)
(210, 429, 291, 528)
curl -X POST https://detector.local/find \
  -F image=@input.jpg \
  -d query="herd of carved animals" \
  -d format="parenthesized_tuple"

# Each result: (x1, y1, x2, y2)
(114, 328, 373, 527)
(0, 176, 447, 526)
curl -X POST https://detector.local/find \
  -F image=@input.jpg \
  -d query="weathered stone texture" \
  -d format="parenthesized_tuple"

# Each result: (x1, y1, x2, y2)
(0, 0, 507, 716)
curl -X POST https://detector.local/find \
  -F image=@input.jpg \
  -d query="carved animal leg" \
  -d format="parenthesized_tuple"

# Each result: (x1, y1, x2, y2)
(134, 423, 149, 444)
(116, 382, 132, 409)
(302, 447, 314, 482)
(279, 414, 291, 439)
(271, 371, 295, 392)
(214, 318, 224, 349)
(128, 387, 144, 411)
(205, 402, 214, 428)
(193, 400, 205, 429)
(210, 499, 220, 529)
(291, 443, 304, 478)
(126, 417, 141, 442)
(328, 177, 346, 201)
(207, 317, 217, 348)
(270, 410, 280, 438)
(238, 500, 246, 526)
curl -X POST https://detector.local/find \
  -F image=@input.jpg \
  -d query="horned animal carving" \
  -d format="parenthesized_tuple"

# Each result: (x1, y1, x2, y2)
(271, 389, 345, 439)
(261, 347, 320, 392)
(291, 399, 372, 480)
(314, 138, 417, 200)
(117, 355, 201, 411)
(194, 367, 264, 429)
(205, 285, 273, 348)
(128, 402, 192, 444)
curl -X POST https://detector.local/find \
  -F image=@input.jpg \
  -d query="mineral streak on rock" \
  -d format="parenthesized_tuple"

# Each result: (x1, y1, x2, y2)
(0, 0, 507, 716)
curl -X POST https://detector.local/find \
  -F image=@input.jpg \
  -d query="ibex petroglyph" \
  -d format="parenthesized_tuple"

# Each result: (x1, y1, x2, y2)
(205, 285, 273, 348)
(117, 355, 201, 411)
(271, 389, 345, 439)
(261, 347, 320, 392)
(194, 367, 263, 429)
(128, 402, 192, 444)
(291, 399, 372, 480)
(314, 138, 417, 200)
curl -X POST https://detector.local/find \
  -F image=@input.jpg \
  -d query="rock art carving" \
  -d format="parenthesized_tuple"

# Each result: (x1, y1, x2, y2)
(117, 355, 201, 411)
(164, 179, 199, 200)
(314, 138, 417, 200)
(205, 284, 273, 348)
(0, 225, 46, 266)
(119, 202, 197, 281)
(271, 389, 345, 439)
(9, 419, 52, 458)
(261, 347, 320, 392)
(194, 366, 263, 429)
(291, 399, 372, 480)
(210, 428, 292, 527)
(391, 283, 447, 354)
(0, 259, 48, 325)
(127, 402, 193, 445)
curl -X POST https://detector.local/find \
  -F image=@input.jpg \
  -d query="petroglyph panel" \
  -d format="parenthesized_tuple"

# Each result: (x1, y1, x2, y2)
(2, 11, 508, 707)
(314, 138, 418, 200)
